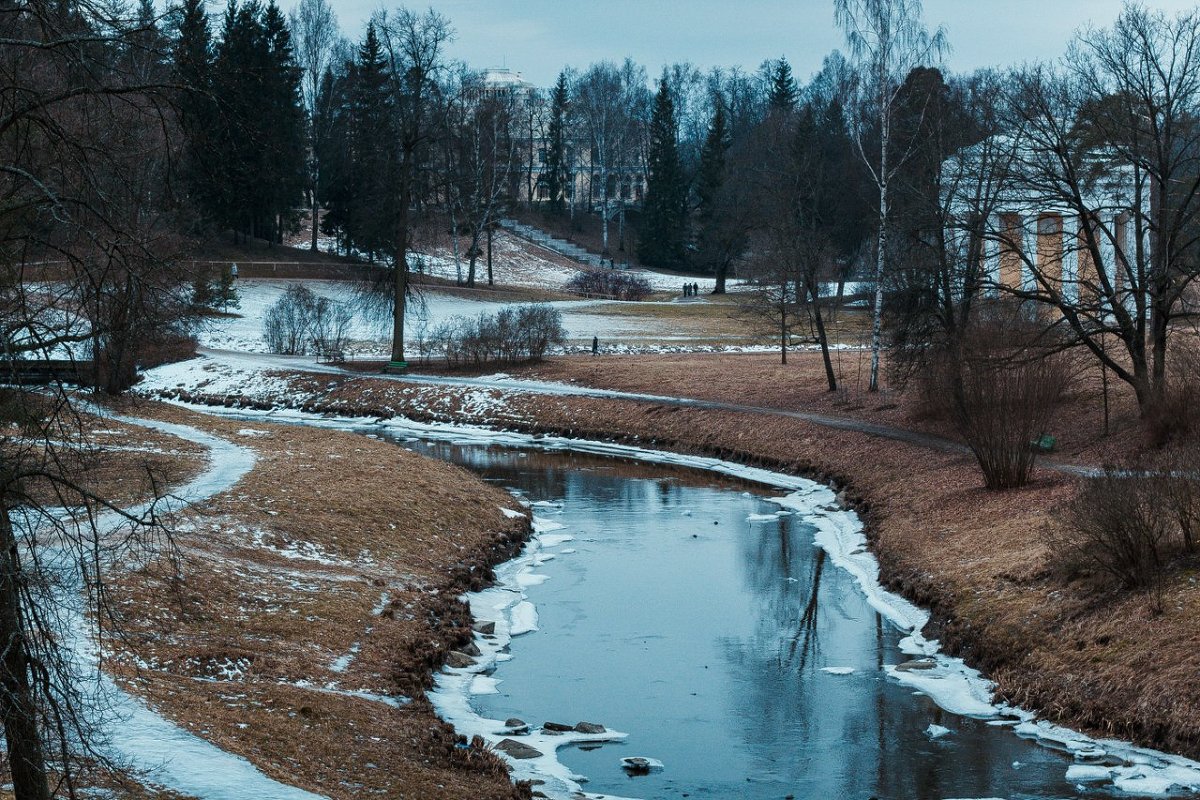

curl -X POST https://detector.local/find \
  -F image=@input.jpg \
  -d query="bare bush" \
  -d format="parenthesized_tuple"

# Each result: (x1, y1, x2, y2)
(1049, 469, 1189, 593)
(262, 285, 353, 356)
(432, 304, 565, 367)
(1060, 472, 1171, 592)
(566, 270, 652, 300)
(1145, 345, 1200, 446)
(929, 325, 1071, 489)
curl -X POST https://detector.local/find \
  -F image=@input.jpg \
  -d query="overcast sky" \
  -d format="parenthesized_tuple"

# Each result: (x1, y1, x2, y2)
(288, 0, 1200, 87)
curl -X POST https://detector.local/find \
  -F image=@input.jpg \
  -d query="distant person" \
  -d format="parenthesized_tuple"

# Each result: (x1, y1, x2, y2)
(230, 263, 238, 280)
(592, 335, 599, 355)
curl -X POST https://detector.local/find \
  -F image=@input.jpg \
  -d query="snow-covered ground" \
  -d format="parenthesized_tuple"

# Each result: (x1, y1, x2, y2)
(292, 227, 753, 295)
(199, 279, 746, 355)
(52, 408, 326, 800)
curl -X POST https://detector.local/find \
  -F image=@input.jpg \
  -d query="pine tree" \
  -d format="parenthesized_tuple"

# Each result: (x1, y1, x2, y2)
(693, 99, 732, 288)
(314, 64, 352, 247)
(546, 70, 570, 215)
(346, 23, 395, 259)
(262, 0, 307, 242)
(205, 0, 306, 243)
(638, 75, 687, 268)
(767, 57, 798, 113)
(173, 0, 217, 222)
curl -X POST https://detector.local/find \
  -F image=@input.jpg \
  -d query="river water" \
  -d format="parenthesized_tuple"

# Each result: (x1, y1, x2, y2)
(384, 434, 1111, 800)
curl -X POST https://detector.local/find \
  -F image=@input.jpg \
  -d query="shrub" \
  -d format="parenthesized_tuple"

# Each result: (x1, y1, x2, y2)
(431, 304, 565, 367)
(926, 322, 1071, 490)
(1051, 470, 1175, 591)
(262, 284, 353, 356)
(1048, 445, 1200, 599)
(1145, 348, 1200, 446)
(566, 270, 652, 301)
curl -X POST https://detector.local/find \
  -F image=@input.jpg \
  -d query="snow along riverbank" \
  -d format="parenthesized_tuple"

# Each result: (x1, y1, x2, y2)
(150, 400, 1200, 799)
(52, 405, 328, 800)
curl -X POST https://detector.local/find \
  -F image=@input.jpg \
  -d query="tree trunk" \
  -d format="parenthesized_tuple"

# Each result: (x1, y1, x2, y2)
(467, 223, 484, 288)
(868, 178, 887, 392)
(390, 170, 412, 366)
(869, 81, 891, 393)
(601, 178, 610, 254)
(310, 195, 319, 252)
(712, 260, 728, 294)
(780, 306, 788, 365)
(811, 285, 837, 391)
(487, 225, 494, 286)
(0, 508, 50, 800)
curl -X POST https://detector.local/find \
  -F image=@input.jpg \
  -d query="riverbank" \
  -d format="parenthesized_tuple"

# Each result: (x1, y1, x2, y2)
(136, 351, 1200, 769)
(95, 398, 535, 800)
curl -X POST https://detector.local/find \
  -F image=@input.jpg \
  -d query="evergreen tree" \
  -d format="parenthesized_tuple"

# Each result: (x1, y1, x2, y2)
(546, 70, 570, 215)
(767, 57, 798, 113)
(314, 64, 353, 247)
(173, 0, 218, 222)
(262, 0, 308, 241)
(693, 99, 733, 287)
(638, 75, 687, 268)
(347, 23, 395, 258)
(203, 0, 306, 242)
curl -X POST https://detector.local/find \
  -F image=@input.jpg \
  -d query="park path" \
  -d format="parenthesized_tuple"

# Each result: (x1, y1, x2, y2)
(197, 347, 1093, 477)
(57, 405, 329, 800)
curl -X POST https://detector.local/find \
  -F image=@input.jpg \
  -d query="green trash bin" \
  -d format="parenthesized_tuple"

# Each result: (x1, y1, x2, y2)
(1031, 434, 1056, 453)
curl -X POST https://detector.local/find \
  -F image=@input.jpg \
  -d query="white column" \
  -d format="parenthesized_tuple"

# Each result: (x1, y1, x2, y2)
(1021, 213, 1039, 293)
(1098, 214, 1117, 317)
(985, 213, 1002, 295)
(1061, 213, 1079, 304)
(1119, 211, 1137, 318)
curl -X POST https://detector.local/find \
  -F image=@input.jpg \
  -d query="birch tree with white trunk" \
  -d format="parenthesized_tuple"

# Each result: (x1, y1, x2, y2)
(835, 0, 948, 391)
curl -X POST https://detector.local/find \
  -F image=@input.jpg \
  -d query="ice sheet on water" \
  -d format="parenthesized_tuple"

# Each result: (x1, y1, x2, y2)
(510, 600, 539, 635)
(469, 675, 500, 695)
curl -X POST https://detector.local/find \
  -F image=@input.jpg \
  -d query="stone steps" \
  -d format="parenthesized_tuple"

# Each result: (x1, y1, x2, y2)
(499, 219, 608, 269)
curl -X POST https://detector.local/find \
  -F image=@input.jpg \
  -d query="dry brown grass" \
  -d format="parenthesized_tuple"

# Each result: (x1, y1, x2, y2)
(95, 399, 532, 800)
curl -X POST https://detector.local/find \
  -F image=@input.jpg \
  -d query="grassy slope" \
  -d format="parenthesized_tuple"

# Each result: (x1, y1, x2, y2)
(101, 399, 532, 800)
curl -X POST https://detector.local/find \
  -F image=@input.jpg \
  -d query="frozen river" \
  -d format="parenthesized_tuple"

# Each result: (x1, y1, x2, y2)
(374, 433, 1159, 800)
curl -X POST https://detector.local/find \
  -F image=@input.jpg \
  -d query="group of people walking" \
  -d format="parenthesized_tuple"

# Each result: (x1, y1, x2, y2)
(682, 282, 702, 297)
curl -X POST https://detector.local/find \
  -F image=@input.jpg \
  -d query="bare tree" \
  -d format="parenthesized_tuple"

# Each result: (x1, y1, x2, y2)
(0, 0, 189, 795)
(443, 70, 522, 287)
(373, 8, 453, 368)
(573, 60, 647, 255)
(835, 0, 948, 391)
(990, 6, 1200, 417)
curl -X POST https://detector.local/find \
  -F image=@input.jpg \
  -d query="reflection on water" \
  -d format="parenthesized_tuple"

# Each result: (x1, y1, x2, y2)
(389, 436, 1092, 800)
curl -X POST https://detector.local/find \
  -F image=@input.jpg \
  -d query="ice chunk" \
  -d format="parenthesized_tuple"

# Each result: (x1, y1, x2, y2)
(510, 601, 539, 635)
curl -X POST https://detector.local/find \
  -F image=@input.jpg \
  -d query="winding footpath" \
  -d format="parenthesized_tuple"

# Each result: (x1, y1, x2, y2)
(57, 406, 328, 800)
(198, 346, 1094, 476)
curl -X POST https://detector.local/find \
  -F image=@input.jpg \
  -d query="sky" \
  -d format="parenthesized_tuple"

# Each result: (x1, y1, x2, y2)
(284, 0, 1200, 88)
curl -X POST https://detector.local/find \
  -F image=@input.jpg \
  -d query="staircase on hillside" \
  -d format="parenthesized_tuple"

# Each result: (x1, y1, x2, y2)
(498, 218, 612, 269)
